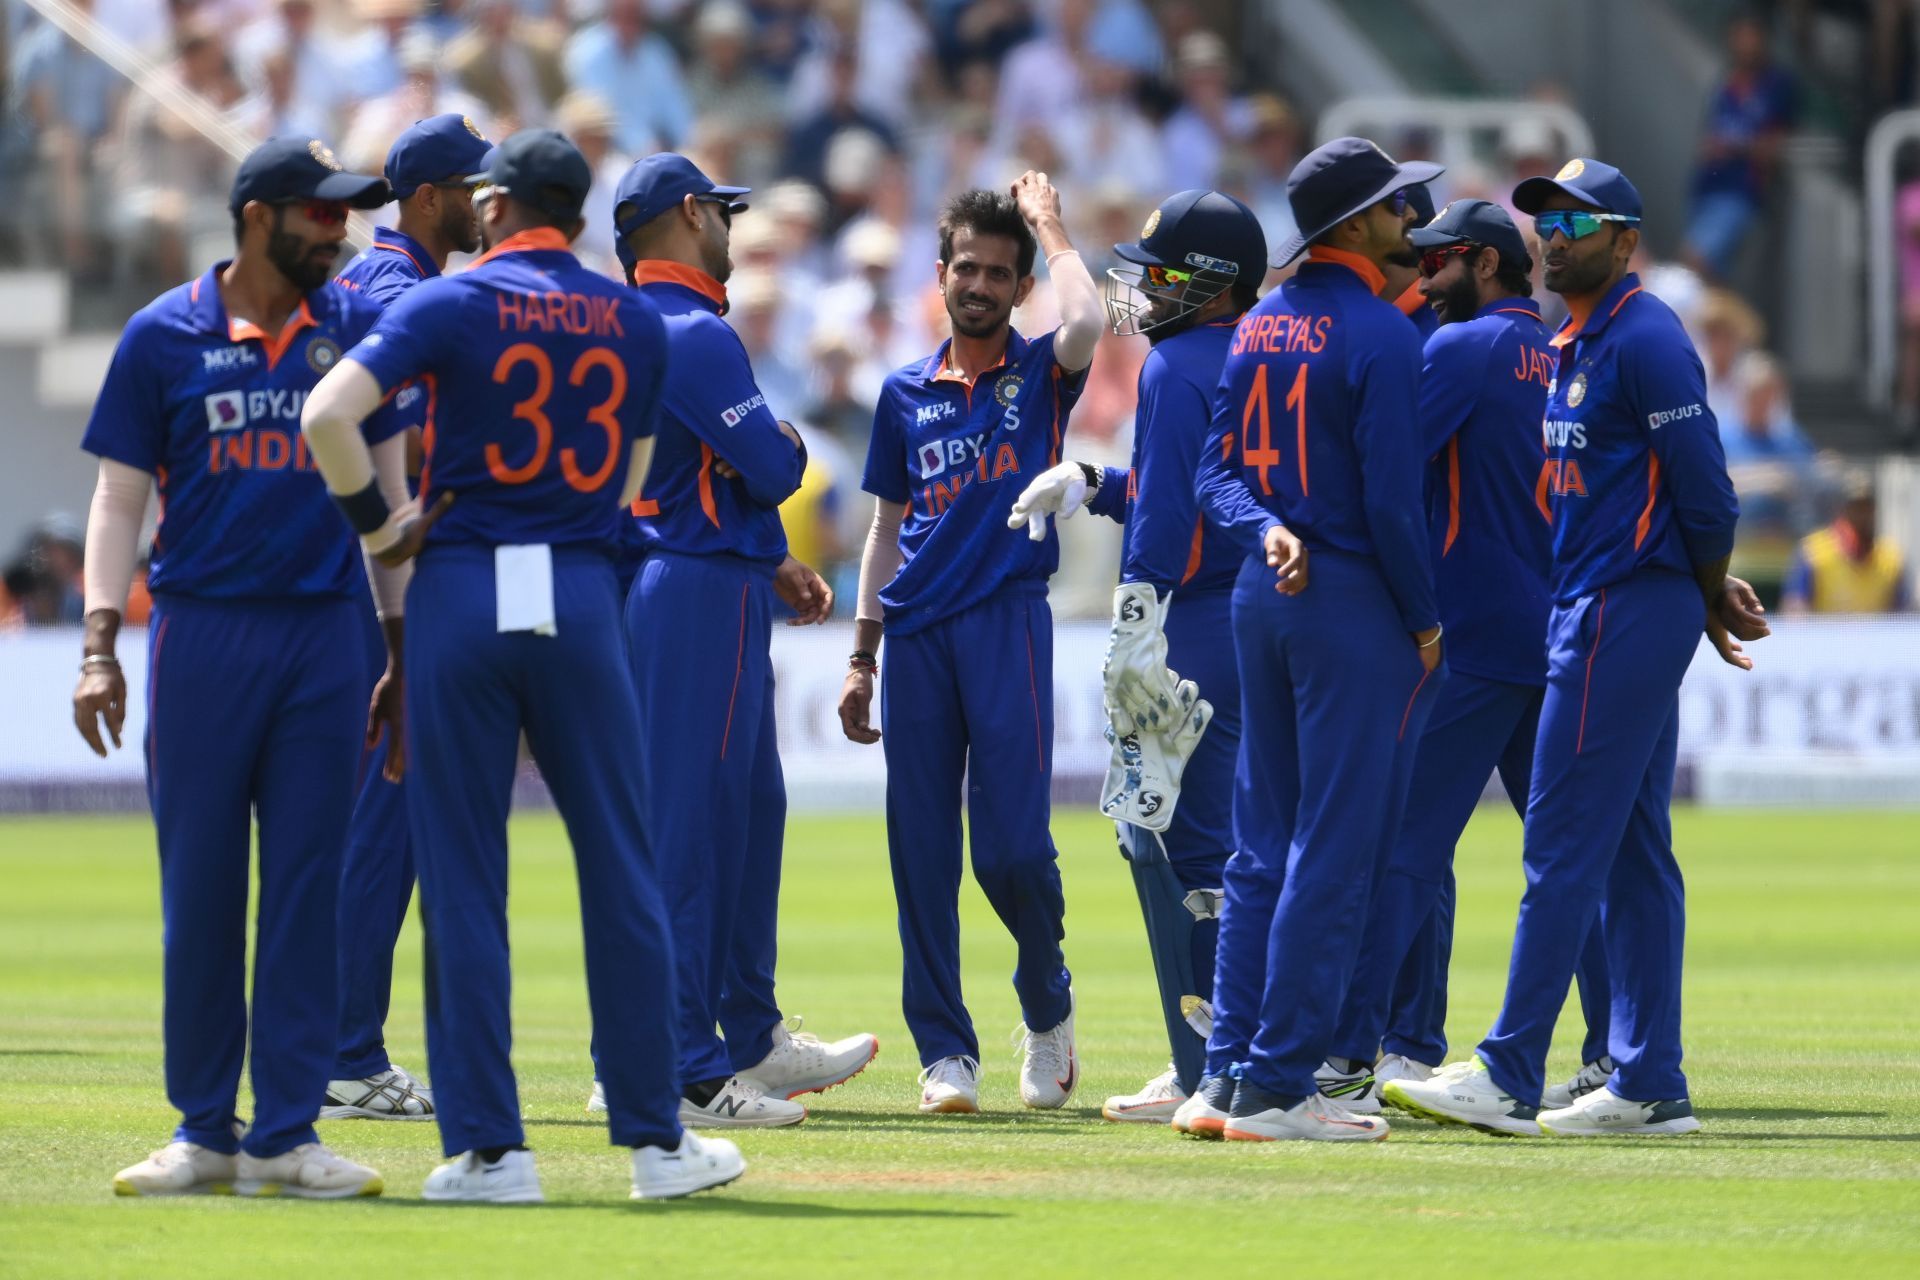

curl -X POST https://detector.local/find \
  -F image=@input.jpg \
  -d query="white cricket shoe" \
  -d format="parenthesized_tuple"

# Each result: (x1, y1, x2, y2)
(1014, 991, 1078, 1109)
(630, 1132, 745, 1200)
(1314, 1060, 1383, 1115)
(1373, 1053, 1436, 1092)
(735, 1016, 880, 1099)
(233, 1142, 383, 1198)
(112, 1140, 236, 1196)
(421, 1149, 544, 1203)
(1102, 1064, 1186, 1124)
(917, 1055, 981, 1114)
(1223, 1083, 1389, 1143)
(1541, 1055, 1615, 1109)
(1170, 1073, 1234, 1139)
(680, 1076, 806, 1128)
(1540, 1086, 1702, 1137)
(586, 1080, 607, 1114)
(321, 1064, 434, 1120)
(1381, 1057, 1541, 1137)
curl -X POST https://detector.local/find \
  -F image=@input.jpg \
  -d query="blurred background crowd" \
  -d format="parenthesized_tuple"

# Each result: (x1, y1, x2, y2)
(2, 0, 1915, 628)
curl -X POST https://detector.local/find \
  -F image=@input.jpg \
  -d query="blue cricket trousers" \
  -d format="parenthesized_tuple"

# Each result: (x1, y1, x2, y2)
(1208, 552, 1443, 1097)
(624, 550, 785, 1088)
(881, 588, 1073, 1066)
(145, 593, 365, 1157)
(1478, 569, 1702, 1105)
(407, 546, 682, 1155)
(333, 601, 414, 1080)
(1332, 673, 1613, 1067)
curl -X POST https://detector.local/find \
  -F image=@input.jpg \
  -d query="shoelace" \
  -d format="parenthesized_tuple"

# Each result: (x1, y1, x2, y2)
(1139, 1067, 1180, 1100)
(1010, 1019, 1067, 1071)
(917, 1056, 979, 1090)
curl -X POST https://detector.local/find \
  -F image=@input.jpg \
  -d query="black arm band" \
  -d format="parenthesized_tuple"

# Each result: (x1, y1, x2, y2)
(332, 479, 392, 536)
(1076, 461, 1101, 492)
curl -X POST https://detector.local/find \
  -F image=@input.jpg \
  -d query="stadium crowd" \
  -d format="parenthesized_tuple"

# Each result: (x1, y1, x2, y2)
(1, 0, 1906, 618)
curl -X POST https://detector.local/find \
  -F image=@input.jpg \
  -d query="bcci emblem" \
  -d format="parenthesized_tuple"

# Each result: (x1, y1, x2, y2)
(463, 115, 485, 140)
(1556, 158, 1586, 181)
(1567, 372, 1588, 407)
(1140, 209, 1161, 239)
(994, 375, 1022, 408)
(308, 140, 343, 171)
(307, 336, 342, 374)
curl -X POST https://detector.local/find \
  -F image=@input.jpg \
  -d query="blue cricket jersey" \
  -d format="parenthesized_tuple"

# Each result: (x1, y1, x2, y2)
(1195, 249, 1438, 633)
(1086, 318, 1242, 595)
(862, 328, 1088, 636)
(1421, 297, 1555, 685)
(81, 264, 404, 600)
(1540, 273, 1739, 602)
(335, 227, 436, 474)
(626, 262, 802, 566)
(345, 228, 668, 550)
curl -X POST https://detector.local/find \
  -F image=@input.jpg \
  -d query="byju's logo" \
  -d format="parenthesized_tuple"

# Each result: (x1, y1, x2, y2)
(205, 391, 245, 432)
(1647, 403, 1702, 430)
(719, 392, 768, 427)
(917, 442, 946, 477)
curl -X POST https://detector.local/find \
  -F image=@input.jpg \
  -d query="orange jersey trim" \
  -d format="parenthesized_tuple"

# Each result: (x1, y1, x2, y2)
(697, 442, 721, 528)
(1392, 280, 1426, 316)
(628, 260, 728, 311)
(466, 227, 572, 271)
(1306, 245, 1387, 295)
(374, 238, 431, 275)
(1179, 517, 1205, 586)
(227, 299, 317, 371)
(1633, 452, 1661, 550)
(1443, 437, 1461, 555)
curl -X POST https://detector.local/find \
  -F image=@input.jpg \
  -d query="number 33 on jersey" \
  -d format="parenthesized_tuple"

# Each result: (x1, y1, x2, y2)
(345, 227, 668, 549)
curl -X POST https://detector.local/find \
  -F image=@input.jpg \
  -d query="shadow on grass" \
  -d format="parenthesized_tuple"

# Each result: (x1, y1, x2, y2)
(366, 1196, 1005, 1219)
(0, 1048, 91, 1056)
(530, 1108, 1107, 1134)
(1700, 1107, 1886, 1121)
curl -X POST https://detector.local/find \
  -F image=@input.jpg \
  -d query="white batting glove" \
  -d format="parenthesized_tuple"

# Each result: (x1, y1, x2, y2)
(1007, 461, 1094, 542)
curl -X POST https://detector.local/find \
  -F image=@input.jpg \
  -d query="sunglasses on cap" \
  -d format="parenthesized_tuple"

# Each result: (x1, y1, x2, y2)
(1142, 263, 1194, 291)
(1533, 210, 1640, 241)
(1418, 243, 1479, 278)
(275, 198, 350, 226)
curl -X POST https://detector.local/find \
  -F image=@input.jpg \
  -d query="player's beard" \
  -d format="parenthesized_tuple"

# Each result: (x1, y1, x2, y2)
(948, 292, 1009, 339)
(1544, 242, 1614, 296)
(266, 214, 338, 292)
(1432, 271, 1479, 325)
(1384, 242, 1420, 269)
(441, 196, 480, 256)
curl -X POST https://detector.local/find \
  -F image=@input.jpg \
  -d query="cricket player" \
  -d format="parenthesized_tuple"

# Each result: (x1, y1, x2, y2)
(838, 174, 1103, 1113)
(588, 151, 877, 1128)
(1385, 159, 1762, 1137)
(1319, 198, 1615, 1107)
(1178, 137, 1443, 1143)
(300, 130, 743, 1200)
(74, 137, 394, 1197)
(1004, 189, 1268, 1121)
(323, 111, 491, 1122)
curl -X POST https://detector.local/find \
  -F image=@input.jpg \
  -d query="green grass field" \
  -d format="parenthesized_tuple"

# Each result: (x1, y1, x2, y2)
(0, 809, 1916, 1278)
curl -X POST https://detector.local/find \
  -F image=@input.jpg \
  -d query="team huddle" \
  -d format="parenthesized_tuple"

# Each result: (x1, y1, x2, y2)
(67, 115, 1767, 1202)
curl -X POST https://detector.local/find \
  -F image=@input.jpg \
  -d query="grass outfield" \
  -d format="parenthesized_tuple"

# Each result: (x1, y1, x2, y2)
(0, 809, 1915, 1278)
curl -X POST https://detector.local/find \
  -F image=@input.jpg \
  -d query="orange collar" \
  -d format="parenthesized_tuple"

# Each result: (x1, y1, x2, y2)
(467, 227, 574, 271)
(1550, 283, 1644, 350)
(1392, 280, 1427, 316)
(1306, 246, 1387, 295)
(628, 260, 729, 312)
(226, 298, 317, 372)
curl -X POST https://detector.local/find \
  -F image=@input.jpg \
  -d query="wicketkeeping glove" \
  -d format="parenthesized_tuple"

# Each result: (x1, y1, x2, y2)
(1007, 461, 1094, 542)
(1102, 582, 1186, 736)
(1099, 678, 1212, 832)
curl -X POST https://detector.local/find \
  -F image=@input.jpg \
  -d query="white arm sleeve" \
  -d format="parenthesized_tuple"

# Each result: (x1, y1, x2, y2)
(618, 437, 656, 507)
(300, 358, 385, 495)
(856, 498, 906, 625)
(362, 433, 412, 620)
(1047, 248, 1103, 373)
(82, 458, 152, 616)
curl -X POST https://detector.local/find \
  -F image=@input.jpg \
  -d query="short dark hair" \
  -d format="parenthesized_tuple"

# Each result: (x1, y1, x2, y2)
(1230, 278, 1261, 312)
(938, 189, 1035, 278)
(1495, 263, 1534, 297)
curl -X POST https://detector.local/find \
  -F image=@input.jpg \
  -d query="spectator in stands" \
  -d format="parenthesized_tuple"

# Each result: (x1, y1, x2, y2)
(233, 0, 344, 140)
(726, 270, 811, 422)
(339, 32, 490, 177)
(28, 516, 85, 625)
(1049, 55, 1161, 197)
(781, 47, 900, 189)
(445, 0, 569, 132)
(1685, 10, 1796, 281)
(992, 0, 1094, 149)
(940, 0, 1036, 72)
(1234, 93, 1303, 259)
(1722, 353, 1818, 562)
(10, 0, 125, 274)
(1083, 0, 1164, 77)
(338, 0, 420, 102)
(1893, 159, 1920, 442)
(684, 2, 785, 189)
(819, 127, 894, 238)
(786, 0, 931, 132)
(1697, 288, 1765, 429)
(563, 0, 694, 155)
(561, 92, 632, 282)
(1782, 480, 1912, 614)
(779, 418, 854, 601)
(1159, 30, 1255, 193)
(115, 22, 244, 285)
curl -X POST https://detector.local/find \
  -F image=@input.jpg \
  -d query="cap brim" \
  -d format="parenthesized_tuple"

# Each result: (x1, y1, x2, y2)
(1408, 225, 1468, 249)
(1112, 240, 1169, 268)
(1512, 176, 1605, 215)
(314, 171, 393, 209)
(1270, 160, 1446, 266)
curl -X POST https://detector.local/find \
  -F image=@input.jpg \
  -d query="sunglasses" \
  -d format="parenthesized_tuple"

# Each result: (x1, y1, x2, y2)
(1383, 189, 1410, 216)
(277, 198, 349, 226)
(695, 194, 734, 227)
(1418, 243, 1478, 278)
(1143, 263, 1194, 290)
(1533, 210, 1640, 241)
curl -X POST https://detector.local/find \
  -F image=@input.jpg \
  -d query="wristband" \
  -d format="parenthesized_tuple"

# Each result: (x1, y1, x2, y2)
(80, 654, 121, 672)
(1418, 626, 1444, 649)
(1076, 461, 1101, 493)
(849, 648, 878, 675)
(332, 478, 391, 537)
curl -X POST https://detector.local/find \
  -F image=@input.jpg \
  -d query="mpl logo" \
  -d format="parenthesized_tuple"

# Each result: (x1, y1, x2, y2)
(205, 391, 245, 433)
(201, 345, 258, 373)
(916, 401, 956, 427)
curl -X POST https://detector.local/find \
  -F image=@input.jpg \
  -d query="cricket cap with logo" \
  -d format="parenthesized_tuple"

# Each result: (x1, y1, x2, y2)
(466, 128, 593, 222)
(1270, 135, 1444, 266)
(611, 153, 751, 273)
(229, 136, 390, 213)
(1114, 188, 1268, 287)
(1512, 157, 1644, 219)
(385, 113, 493, 200)
(1409, 198, 1534, 272)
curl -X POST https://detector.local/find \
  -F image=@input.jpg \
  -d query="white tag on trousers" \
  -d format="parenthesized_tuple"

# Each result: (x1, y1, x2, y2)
(495, 544, 557, 635)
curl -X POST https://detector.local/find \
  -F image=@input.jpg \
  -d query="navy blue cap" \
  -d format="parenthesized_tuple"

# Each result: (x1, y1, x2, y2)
(1409, 198, 1533, 272)
(611, 153, 750, 269)
(1512, 157, 1643, 219)
(229, 136, 389, 214)
(386, 113, 494, 201)
(468, 129, 593, 222)
(1271, 136, 1444, 266)
(1114, 188, 1267, 286)
(1405, 182, 1437, 225)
